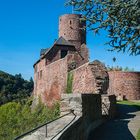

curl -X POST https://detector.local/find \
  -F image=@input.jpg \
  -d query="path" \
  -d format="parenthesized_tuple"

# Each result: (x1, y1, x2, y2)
(88, 104, 140, 140)
(21, 114, 80, 140)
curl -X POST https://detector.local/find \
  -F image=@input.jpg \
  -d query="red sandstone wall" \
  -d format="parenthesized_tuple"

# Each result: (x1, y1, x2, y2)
(72, 63, 96, 93)
(108, 71, 140, 100)
(71, 61, 109, 94)
(34, 57, 68, 106)
(59, 14, 86, 51)
(59, 14, 89, 68)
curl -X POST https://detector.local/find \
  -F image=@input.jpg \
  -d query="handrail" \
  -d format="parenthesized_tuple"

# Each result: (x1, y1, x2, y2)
(14, 109, 75, 140)
(51, 110, 76, 140)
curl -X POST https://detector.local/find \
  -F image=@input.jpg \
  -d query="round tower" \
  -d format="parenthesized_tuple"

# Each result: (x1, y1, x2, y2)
(59, 14, 86, 51)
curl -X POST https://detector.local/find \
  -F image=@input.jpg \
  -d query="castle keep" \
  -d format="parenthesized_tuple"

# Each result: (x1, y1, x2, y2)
(33, 14, 140, 106)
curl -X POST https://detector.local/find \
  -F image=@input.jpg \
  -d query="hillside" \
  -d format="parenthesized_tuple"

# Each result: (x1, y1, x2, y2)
(0, 70, 33, 105)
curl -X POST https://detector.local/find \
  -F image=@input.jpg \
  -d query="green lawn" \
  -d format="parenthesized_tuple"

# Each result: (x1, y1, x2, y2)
(117, 100, 140, 110)
(117, 100, 140, 140)
(137, 129, 140, 140)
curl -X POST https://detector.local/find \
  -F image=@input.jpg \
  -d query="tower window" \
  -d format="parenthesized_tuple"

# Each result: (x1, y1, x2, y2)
(61, 50, 68, 58)
(69, 20, 72, 25)
(35, 65, 37, 73)
(40, 70, 42, 79)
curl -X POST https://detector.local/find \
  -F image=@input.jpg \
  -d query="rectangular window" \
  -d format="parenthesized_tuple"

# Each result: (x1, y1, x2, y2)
(61, 50, 68, 58)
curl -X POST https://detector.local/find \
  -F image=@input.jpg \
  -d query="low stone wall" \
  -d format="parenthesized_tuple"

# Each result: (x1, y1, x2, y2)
(59, 94, 103, 140)
(60, 94, 82, 116)
(102, 95, 117, 119)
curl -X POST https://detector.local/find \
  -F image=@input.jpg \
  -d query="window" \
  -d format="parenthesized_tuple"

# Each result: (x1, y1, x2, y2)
(35, 65, 37, 73)
(61, 50, 68, 58)
(40, 70, 42, 79)
(45, 58, 48, 65)
(37, 72, 39, 79)
(37, 70, 43, 79)
(69, 20, 72, 25)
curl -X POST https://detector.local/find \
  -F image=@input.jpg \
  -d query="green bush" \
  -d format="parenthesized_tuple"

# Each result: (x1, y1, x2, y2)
(0, 98, 60, 140)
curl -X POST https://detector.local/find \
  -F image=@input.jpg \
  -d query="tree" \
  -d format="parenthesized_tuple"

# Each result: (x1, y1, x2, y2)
(67, 0, 140, 55)
(0, 100, 60, 140)
(0, 71, 34, 105)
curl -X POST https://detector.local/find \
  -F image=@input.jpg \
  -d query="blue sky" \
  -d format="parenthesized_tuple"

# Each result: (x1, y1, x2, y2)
(0, 0, 139, 80)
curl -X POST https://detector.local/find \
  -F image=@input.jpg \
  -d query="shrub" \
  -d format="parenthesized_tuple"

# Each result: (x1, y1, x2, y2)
(0, 98, 60, 140)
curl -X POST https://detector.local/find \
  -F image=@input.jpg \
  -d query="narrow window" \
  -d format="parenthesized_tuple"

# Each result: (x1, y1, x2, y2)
(37, 72, 39, 79)
(61, 50, 68, 58)
(40, 70, 42, 79)
(69, 20, 72, 25)
(45, 58, 48, 65)
(35, 65, 37, 73)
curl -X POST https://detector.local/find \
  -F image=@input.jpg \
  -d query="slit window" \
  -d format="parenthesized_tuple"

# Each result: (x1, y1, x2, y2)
(40, 70, 42, 79)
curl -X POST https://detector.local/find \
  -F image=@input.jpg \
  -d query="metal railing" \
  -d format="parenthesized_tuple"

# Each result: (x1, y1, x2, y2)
(14, 109, 76, 140)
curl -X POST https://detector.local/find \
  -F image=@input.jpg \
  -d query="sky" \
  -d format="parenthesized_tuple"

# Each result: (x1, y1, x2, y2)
(0, 0, 139, 80)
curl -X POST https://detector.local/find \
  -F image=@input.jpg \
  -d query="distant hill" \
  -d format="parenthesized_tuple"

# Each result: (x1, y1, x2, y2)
(0, 70, 33, 105)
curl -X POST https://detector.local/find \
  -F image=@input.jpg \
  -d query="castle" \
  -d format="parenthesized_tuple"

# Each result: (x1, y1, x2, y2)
(33, 14, 140, 106)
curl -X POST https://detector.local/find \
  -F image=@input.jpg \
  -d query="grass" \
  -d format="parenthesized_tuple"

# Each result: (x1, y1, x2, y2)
(117, 100, 140, 140)
(117, 100, 140, 110)
(137, 129, 140, 140)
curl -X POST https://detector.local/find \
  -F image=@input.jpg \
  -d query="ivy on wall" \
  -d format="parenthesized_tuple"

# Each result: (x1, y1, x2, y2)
(66, 72, 73, 94)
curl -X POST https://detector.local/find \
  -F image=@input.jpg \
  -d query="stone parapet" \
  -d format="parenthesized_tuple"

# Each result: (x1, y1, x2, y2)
(102, 94, 117, 119)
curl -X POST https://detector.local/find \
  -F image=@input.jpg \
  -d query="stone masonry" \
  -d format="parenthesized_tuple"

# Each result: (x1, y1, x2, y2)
(72, 60, 109, 94)
(108, 71, 140, 100)
(33, 13, 140, 107)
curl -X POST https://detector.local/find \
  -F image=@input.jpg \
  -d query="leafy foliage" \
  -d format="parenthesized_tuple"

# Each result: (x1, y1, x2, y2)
(0, 99, 60, 140)
(0, 70, 34, 105)
(107, 65, 134, 71)
(67, 0, 140, 55)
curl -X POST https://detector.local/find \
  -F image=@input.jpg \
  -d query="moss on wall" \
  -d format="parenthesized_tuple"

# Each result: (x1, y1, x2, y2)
(66, 72, 73, 93)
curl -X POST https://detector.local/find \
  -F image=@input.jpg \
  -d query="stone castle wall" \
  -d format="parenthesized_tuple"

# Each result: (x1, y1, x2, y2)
(71, 60, 109, 94)
(108, 71, 140, 100)
(34, 56, 68, 106)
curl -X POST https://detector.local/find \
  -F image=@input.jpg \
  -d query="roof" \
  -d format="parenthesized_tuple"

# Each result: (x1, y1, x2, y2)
(40, 48, 49, 56)
(33, 37, 75, 67)
(55, 36, 73, 46)
(42, 37, 75, 58)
